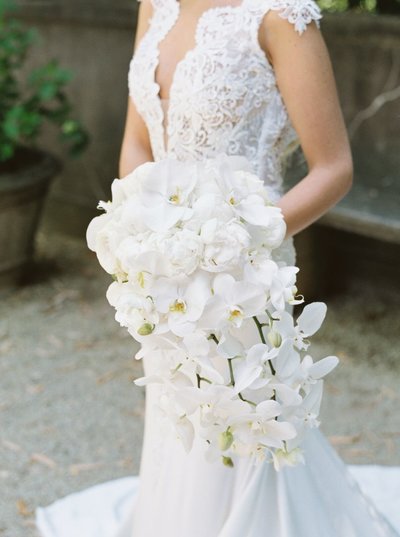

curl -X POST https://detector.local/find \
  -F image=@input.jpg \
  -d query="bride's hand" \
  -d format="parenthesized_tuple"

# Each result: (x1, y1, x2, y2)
(259, 11, 353, 239)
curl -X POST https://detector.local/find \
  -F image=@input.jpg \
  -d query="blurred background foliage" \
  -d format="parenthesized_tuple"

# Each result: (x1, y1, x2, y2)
(319, 0, 400, 14)
(0, 0, 89, 164)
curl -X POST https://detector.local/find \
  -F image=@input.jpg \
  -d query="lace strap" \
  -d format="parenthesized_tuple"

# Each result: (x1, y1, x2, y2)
(244, 0, 323, 35)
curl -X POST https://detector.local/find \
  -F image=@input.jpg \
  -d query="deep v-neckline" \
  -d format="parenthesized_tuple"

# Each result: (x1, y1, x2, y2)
(152, 0, 247, 155)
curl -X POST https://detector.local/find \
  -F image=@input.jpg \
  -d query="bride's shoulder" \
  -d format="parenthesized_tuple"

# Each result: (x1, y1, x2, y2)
(135, 0, 323, 36)
(135, 0, 170, 16)
(245, 0, 323, 35)
(136, 0, 172, 5)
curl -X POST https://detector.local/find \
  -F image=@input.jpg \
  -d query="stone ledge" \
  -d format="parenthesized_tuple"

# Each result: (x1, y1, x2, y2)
(318, 207, 400, 244)
(285, 175, 400, 245)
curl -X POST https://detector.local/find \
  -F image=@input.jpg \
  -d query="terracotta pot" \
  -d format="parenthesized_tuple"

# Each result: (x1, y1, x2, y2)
(0, 145, 62, 289)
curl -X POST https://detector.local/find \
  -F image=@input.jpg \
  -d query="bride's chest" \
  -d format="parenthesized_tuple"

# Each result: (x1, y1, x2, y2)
(128, 5, 279, 120)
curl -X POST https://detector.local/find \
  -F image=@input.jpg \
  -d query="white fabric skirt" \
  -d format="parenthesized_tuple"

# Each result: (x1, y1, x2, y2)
(35, 416, 400, 537)
(35, 237, 400, 537)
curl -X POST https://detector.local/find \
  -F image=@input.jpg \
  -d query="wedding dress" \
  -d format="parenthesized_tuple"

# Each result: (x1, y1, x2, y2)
(35, 0, 400, 535)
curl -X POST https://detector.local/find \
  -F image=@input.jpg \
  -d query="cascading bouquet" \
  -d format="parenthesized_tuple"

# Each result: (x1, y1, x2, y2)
(86, 153, 339, 470)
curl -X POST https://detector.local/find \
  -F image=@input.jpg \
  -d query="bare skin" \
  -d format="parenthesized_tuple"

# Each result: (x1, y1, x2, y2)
(118, 0, 154, 177)
(119, 0, 353, 240)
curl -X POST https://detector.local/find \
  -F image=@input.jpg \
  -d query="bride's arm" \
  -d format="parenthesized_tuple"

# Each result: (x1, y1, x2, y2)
(259, 12, 353, 240)
(119, 0, 154, 178)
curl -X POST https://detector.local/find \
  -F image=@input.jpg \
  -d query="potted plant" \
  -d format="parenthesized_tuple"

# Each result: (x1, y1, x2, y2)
(0, 0, 90, 288)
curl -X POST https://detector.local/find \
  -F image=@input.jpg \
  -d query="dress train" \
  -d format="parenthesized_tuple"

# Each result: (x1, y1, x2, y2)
(36, 380, 400, 537)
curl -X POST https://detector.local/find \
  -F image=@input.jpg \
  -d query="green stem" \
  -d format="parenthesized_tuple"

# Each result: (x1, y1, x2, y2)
(266, 309, 279, 324)
(253, 315, 266, 343)
(208, 333, 219, 345)
(228, 358, 235, 387)
(172, 362, 183, 373)
(238, 392, 257, 407)
(206, 330, 261, 409)
(229, 356, 257, 407)
(196, 373, 212, 387)
(252, 316, 276, 375)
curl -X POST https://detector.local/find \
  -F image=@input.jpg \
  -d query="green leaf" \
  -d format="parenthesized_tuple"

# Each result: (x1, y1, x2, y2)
(0, 0, 89, 160)
(2, 104, 41, 140)
(0, 141, 14, 161)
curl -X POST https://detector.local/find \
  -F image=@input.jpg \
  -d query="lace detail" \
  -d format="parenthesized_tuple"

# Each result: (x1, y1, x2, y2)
(273, 0, 322, 34)
(128, 0, 322, 201)
(271, 235, 297, 267)
(246, 0, 322, 35)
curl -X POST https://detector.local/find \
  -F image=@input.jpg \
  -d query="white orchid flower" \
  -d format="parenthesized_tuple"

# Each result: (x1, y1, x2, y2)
(201, 274, 266, 330)
(296, 301, 328, 338)
(157, 390, 196, 452)
(134, 331, 185, 360)
(270, 265, 302, 311)
(187, 193, 233, 234)
(301, 380, 324, 427)
(135, 159, 197, 232)
(274, 339, 301, 380)
(134, 345, 194, 388)
(133, 201, 193, 233)
(199, 388, 252, 448)
(152, 272, 211, 337)
(183, 333, 226, 385)
(235, 195, 285, 233)
(254, 417, 297, 450)
(173, 415, 196, 452)
(215, 166, 266, 206)
(282, 380, 324, 450)
(215, 331, 245, 359)
(243, 254, 279, 287)
(158, 331, 226, 385)
(270, 382, 303, 407)
(296, 354, 339, 394)
(244, 257, 302, 311)
(232, 400, 297, 450)
(110, 161, 155, 206)
(271, 446, 305, 471)
(273, 302, 328, 351)
(233, 343, 277, 393)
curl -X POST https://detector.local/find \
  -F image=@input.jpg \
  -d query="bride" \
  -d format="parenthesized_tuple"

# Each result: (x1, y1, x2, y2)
(36, 0, 400, 536)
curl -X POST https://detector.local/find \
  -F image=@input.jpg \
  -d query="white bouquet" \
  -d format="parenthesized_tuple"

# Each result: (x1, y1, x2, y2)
(86, 153, 339, 470)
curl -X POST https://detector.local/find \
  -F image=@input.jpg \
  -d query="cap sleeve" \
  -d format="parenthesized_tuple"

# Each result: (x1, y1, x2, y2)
(246, 0, 323, 35)
(268, 0, 322, 34)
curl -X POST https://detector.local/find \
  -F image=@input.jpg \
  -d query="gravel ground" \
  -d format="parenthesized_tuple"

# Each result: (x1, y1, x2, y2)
(0, 226, 399, 537)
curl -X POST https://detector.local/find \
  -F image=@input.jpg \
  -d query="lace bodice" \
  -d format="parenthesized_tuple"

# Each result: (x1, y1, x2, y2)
(128, 0, 322, 203)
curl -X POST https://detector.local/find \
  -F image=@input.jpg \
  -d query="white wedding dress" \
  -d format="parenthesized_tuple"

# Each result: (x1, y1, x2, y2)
(35, 0, 400, 535)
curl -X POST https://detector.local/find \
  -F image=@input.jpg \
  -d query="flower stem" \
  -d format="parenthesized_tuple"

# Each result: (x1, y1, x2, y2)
(208, 333, 219, 345)
(266, 310, 279, 324)
(228, 358, 235, 386)
(196, 373, 212, 387)
(238, 392, 257, 407)
(253, 315, 266, 343)
(252, 316, 276, 375)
